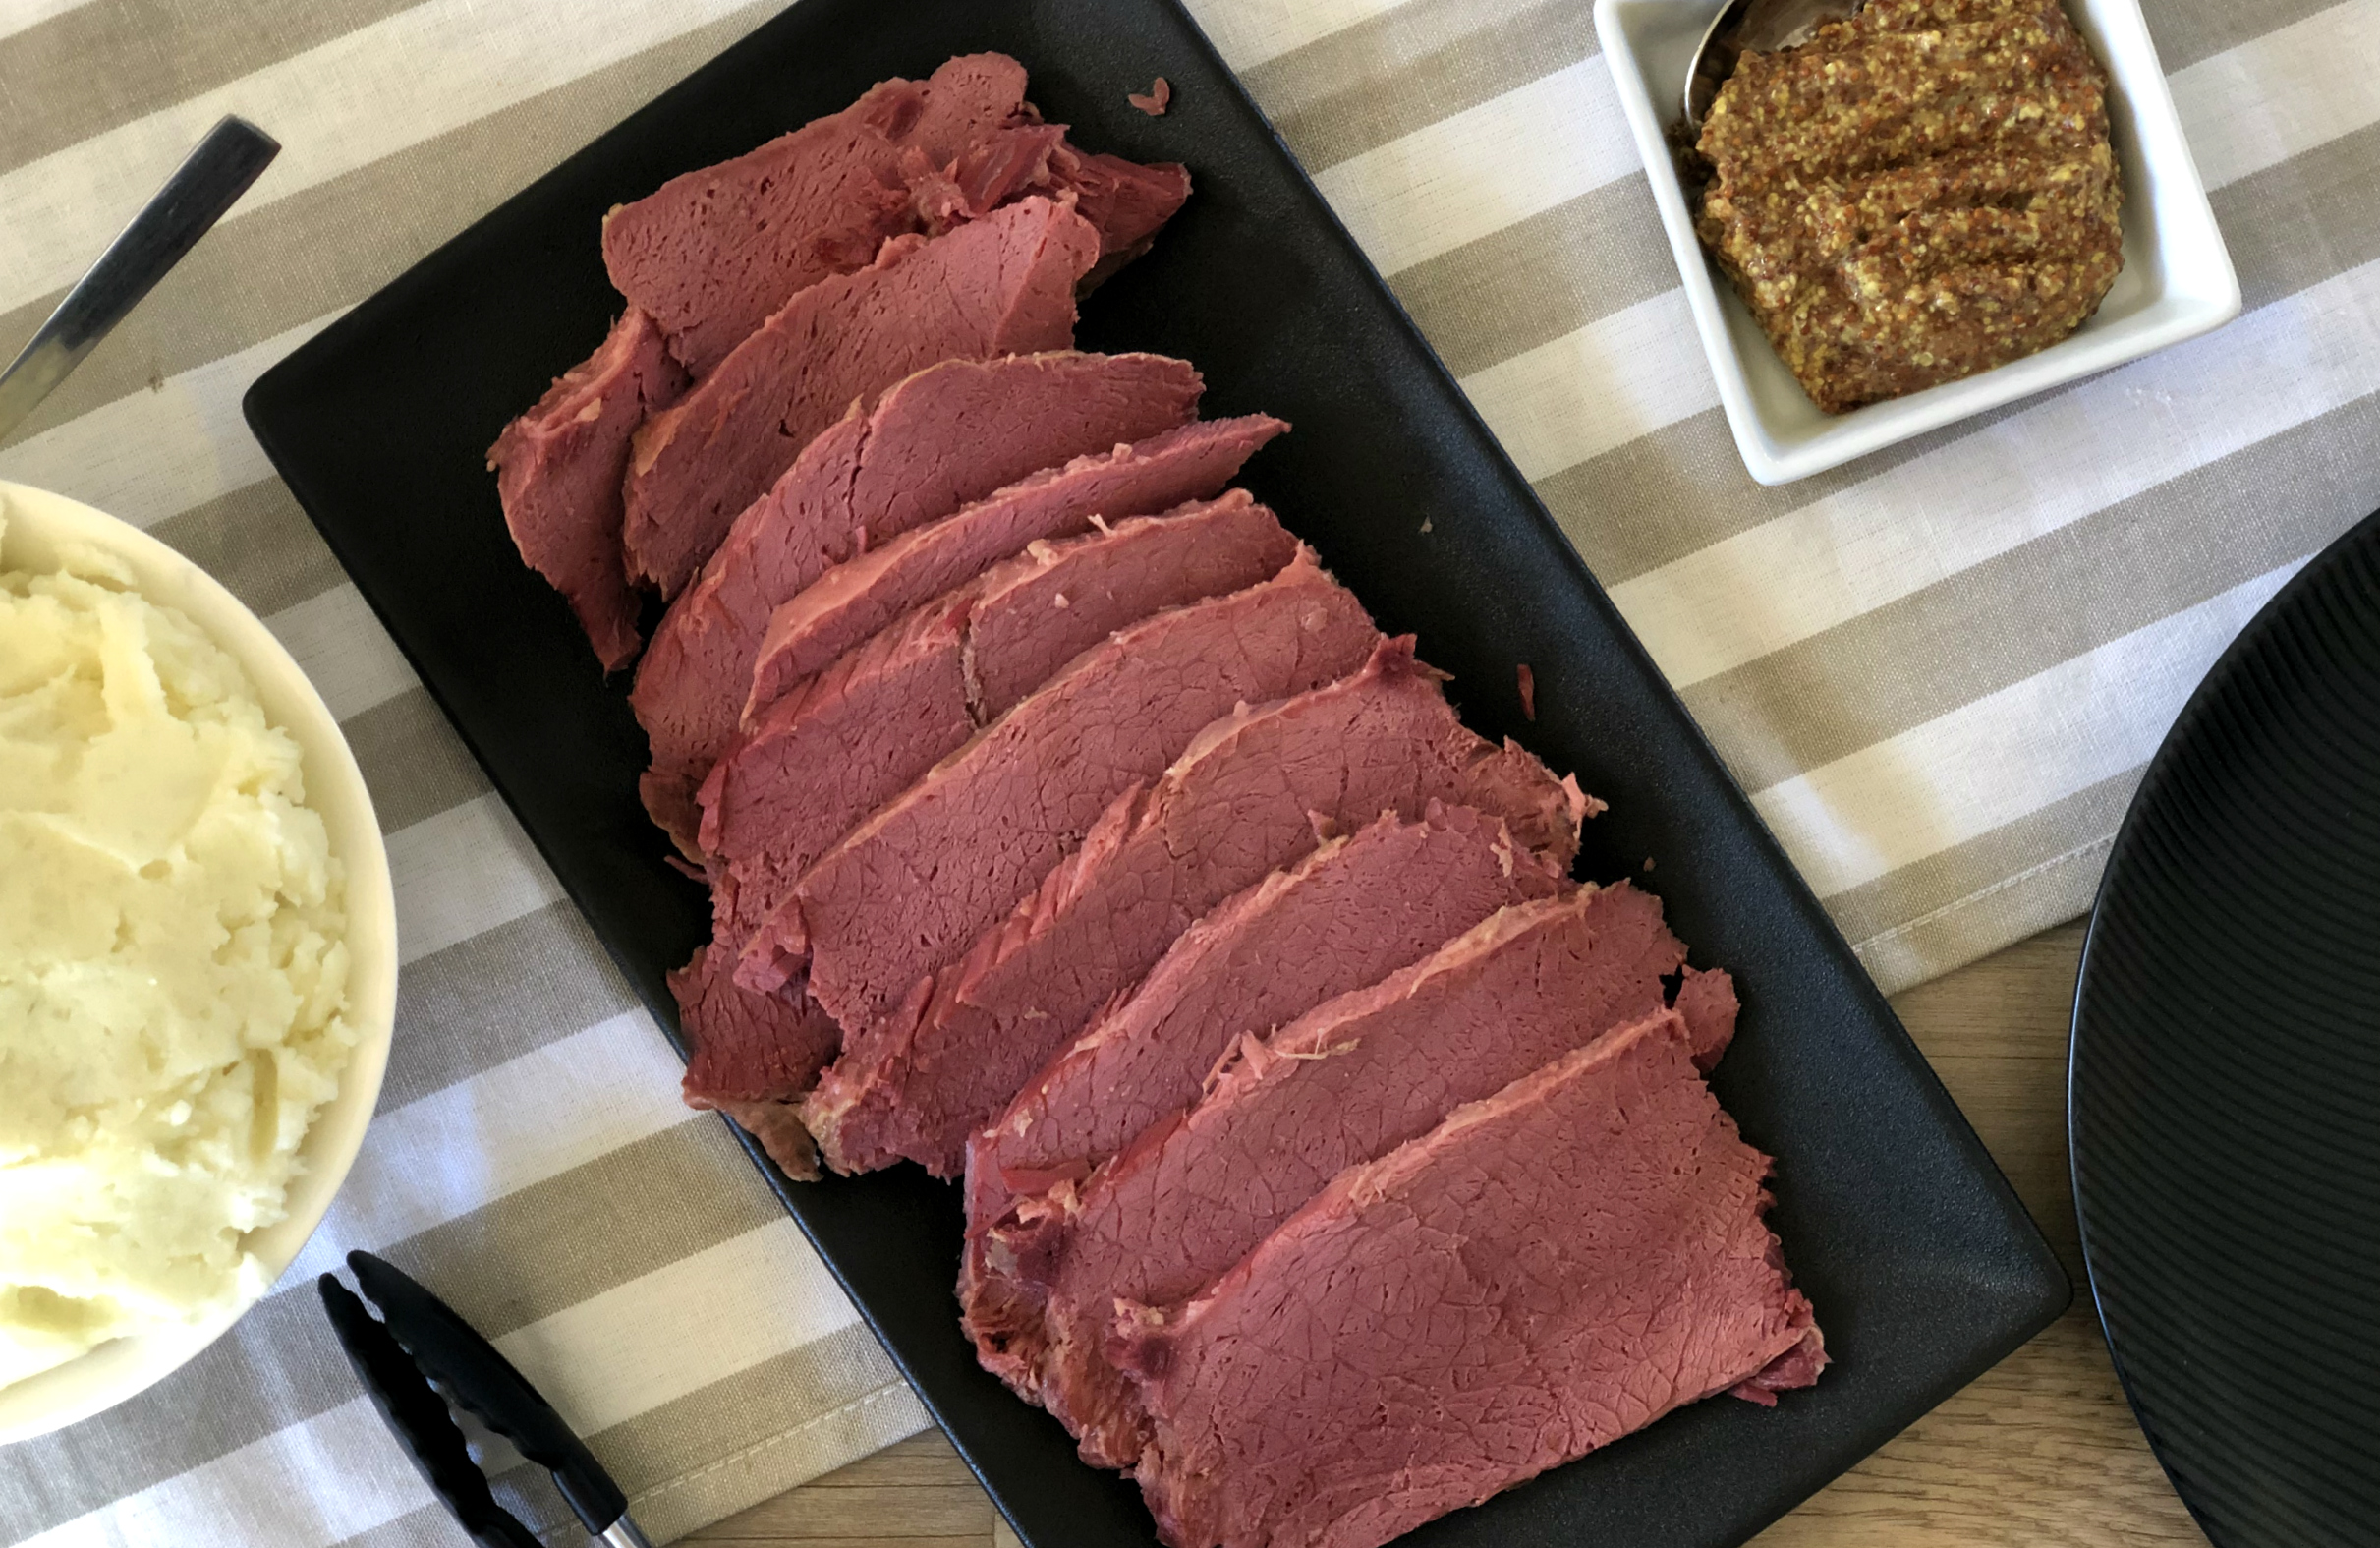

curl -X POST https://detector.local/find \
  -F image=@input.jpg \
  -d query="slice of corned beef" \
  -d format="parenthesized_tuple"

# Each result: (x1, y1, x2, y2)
(959, 797, 1576, 1348)
(699, 494, 1297, 956)
(841, 640, 1588, 1181)
(956, 808, 1572, 1399)
(486, 308, 688, 671)
(630, 350, 1202, 851)
(603, 54, 1032, 377)
(622, 197, 1099, 602)
(745, 415, 1285, 722)
(1049, 145, 1195, 288)
(907, 127, 1192, 289)
(753, 547, 1378, 1049)
(994, 883, 1689, 1467)
(1113, 1010, 1825, 1548)
(668, 940, 840, 1179)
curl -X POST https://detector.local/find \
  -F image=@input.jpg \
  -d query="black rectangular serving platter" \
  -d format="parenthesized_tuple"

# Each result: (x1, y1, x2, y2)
(245, 2, 2069, 1543)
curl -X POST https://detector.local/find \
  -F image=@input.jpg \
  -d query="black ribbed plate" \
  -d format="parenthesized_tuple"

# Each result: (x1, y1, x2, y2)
(2073, 507, 2380, 1548)
(243, 0, 2070, 1542)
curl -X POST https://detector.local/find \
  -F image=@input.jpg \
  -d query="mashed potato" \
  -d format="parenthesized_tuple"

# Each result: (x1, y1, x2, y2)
(0, 519, 356, 1388)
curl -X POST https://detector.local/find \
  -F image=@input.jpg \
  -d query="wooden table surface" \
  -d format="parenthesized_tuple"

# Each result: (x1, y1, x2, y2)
(686, 920, 2210, 1548)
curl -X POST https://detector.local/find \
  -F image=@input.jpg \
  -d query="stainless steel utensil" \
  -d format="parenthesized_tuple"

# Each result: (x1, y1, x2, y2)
(1681, 0, 1864, 134)
(0, 115, 279, 440)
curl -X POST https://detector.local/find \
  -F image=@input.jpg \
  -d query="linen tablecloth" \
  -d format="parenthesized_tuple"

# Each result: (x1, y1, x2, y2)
(1, 0, 2373, 1541)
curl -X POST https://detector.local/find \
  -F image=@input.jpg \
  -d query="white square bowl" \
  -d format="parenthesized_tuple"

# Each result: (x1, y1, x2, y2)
(1592, 0, 2241, 485)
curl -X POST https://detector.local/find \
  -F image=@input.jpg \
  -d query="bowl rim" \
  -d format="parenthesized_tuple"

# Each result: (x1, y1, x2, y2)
(0, 480, 398, 1445)
(1592, 0, 2243, 486)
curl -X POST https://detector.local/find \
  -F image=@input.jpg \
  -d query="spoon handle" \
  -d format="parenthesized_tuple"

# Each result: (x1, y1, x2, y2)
(0, 115, 280, 441)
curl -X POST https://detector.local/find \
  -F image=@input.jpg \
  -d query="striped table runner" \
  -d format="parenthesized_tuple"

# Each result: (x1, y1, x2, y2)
(0, 0, 2371, 1541)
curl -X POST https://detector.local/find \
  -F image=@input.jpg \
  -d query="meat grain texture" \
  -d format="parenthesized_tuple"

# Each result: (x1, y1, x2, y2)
(622, 197, 1101, 601)
(834, 637, 1589, 1178)
(742, 414, 1285, 722)
(963, 802, 1568, 1234)
(603, 54, 1035, 376)
(872, 638, 1590, 1190)
(669, 942, 839, 1178)
(632, 350, 1204, 846)
(700, 494, 1297, 956)
(486, 308, 687, 671)
(745, 549, 1380, 1032)
(1114, 1009, 1825, 1548)
(992, 883, 1702, 1467)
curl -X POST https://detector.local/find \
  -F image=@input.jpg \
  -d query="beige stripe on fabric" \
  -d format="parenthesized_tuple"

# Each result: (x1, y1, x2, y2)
(0, 0, 423, 178)
(345, 686, 496, 834)
(375, 1118, 784, 1340)
(1393, 177, 1679, 380)
(2145, 0, 2349, 71)
(1841, 772, 2143, 993)
(382, 900, 639, 1112)
(147, 477, 344, 615)
(1242, 0, 1592, 172)
(2219, 117, 2380, 311)
(1683, 390, 2380, 791)
(0, 0, 780, 445)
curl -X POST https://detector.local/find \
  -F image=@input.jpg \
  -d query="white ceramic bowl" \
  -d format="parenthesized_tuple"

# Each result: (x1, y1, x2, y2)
(1593, 0, 2241, 485)
(0, 481, 397, 1445)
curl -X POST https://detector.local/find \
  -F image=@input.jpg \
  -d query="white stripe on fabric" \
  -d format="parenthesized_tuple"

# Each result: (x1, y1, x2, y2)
(0, 0, 100, 44)
(0, 0, 759, 315)
(1460, 287, 1714, 481)
(389, 792, 568, 967)
(30, 1221, 857, 1548)
(265, 582, 420, 724)
(1313, 57, 1635, 278)
(0, 315, 335, 528)
(281, 1010, 694, 1288)
(1612, 255, 2380, 688)
(496, 1219, 861, 1437)
(1755, 560, 2304, 898)
(2171, 0, 2380, 193)
(15, 1397, 437, 1548)
(1180, 0, 1417, 72)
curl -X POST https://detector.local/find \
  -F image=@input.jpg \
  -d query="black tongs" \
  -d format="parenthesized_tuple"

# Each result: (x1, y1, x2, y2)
(319, 1251, 653, 1548)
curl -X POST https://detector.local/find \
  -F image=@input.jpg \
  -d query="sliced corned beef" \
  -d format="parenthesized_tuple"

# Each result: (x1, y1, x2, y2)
(630, 350, 1204, 849)
(699, 494, 1297, 956)
(1048, 144, 1195, 288)
(959, 799, 1574, 1347)
(669, 940, 840, 1179)
(993, 883, 1687, 1466)
(701, 600, 976, 948)
(961, 495, 1297, 716)
(753, 547, 1377, 1052)
(486, 308, 687, 671)
(907, 128, 1192, 289)
(837, 640, 1588, 1180)
(745, 415, 1285, 722)
(906, 122, 1067, 234)
(1113, 1009, 1825, 1548)
(622, 196, 1099, 601)
(603, 54, 1031, 376)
